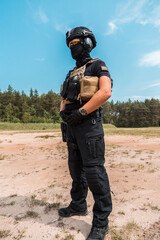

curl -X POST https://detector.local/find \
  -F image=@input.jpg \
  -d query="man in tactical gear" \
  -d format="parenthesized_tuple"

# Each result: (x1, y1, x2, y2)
(59, 26, 112, 240)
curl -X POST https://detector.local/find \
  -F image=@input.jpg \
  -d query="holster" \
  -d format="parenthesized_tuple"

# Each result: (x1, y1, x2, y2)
(61, 122, 68, 142)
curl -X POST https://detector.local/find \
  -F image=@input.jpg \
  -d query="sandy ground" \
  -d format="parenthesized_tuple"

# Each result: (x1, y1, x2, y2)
(0, 131, 160, 240)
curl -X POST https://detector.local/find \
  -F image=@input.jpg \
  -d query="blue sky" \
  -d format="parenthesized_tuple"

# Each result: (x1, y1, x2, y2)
(0, 0, 160, 102)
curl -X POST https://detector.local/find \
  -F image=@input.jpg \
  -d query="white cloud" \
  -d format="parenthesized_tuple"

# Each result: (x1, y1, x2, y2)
(26, 1, 49, 24)
(118, 0, 147, 23)
(55, 24, 70, 34)
(139, 50, 160, 67)
(106, 0, 160, 35)
(34, 7, 49, 24)
(35, 58, 45, 62)
(38, 8, 49, 24)
(119, 95, 158, 101)
(131, 95, 152, 100)
(139, 20, 148, 25)
(143, 81, 160, 89)
(105, 22, 118, 35)
(153, 96, 160, 99)
(150, 5, 160, 28)
(126, 95, 160, 101)
(149, 82, 160, 87)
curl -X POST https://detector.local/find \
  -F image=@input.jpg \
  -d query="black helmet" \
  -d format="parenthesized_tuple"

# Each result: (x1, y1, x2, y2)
(66, 26, 97, 50)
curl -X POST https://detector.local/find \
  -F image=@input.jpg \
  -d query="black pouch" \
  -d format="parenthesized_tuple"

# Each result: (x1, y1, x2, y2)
(61, 76, 69, 98)
(61, 122, 67, 142)
(86, 132, 105, 160)
(66, 78, 80, 102)
(61, 80, 68, 98)
(60, 71, 72, 98)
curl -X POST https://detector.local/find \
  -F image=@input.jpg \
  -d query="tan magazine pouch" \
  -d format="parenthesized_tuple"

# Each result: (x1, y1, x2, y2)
(79, 76, 99, 101)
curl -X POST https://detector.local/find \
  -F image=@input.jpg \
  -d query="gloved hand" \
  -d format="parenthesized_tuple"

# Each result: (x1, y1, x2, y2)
(60, 110, 70, 122)
(66, 109, 84, 125)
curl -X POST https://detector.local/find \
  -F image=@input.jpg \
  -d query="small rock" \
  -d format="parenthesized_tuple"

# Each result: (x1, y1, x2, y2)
(47, 218, 59, 224)
(6, 213, 12, 217)
(15, 213, 25, 220)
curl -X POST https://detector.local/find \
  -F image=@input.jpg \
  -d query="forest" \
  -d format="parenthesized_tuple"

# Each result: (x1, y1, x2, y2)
(0, 85, 160, 127)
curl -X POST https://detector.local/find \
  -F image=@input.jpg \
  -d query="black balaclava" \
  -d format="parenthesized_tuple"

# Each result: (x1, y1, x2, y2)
(70, 41, 92, 68)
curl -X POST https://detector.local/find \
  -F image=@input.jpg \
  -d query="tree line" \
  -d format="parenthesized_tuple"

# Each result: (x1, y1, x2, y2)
(103, 98, 160, 127)
(0, 85, 160, 127)
(0, 85, 61, 123)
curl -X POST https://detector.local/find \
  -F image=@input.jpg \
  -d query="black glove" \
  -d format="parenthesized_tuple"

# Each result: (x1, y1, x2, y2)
(60, 110, 70, 122)
(66, 109, 84, 125)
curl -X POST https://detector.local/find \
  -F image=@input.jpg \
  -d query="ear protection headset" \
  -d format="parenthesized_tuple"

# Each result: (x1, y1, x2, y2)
(83, 37, 93, 51)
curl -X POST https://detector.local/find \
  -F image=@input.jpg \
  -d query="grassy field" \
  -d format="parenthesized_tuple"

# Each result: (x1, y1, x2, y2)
(104, 126, 160, 137)
(0, 122, 160, 137)
(0, 122, 60, 131)
(0, 122, 116, 131)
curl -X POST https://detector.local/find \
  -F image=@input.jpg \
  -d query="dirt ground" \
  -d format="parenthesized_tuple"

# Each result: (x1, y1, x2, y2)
(0, 131, 160, 240)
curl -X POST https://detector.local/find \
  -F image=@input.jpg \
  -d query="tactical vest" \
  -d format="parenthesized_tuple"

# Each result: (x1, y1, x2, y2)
(60, 58, 99, 104)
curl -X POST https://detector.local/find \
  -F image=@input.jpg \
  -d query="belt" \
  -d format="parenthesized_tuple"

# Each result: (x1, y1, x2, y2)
(87, 107, 103, 119)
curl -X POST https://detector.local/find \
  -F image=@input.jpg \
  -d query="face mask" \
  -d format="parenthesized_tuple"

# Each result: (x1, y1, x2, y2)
(70, 44, 84, 60)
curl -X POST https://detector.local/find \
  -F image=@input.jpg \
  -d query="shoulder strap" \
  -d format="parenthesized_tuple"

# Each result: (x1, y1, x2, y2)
(69, 58, 99, 78)
(86, 58, 99, 66)
(73, 58, 99, 71)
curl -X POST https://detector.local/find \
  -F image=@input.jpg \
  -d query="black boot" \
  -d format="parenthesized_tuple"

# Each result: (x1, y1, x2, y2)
(58, 204, 88, 218)
(86, 226, 109, 240)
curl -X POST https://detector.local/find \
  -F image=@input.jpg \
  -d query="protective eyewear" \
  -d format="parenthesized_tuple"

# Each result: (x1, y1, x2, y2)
(69, 39, 80, 48)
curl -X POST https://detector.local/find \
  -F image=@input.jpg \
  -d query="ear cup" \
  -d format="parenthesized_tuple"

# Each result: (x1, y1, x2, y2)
(84, 37, 93, 51)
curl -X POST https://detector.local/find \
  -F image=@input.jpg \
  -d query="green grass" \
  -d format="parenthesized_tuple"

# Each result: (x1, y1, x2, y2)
(13, 229, 26, 240)
(109, 221, 140, 240)
(0, 122, 159, 138)
(35, 135, 57, 139)
(104, 126, 160, 138)
(63, 234, 74, 240)
(0, 201, 15, 207)
(44, 202, 60, 213)
(25, 210, 39, 218)
(0, 230, 11, 238)
(0, 122, 116, 131)
(0, 122, 60, 131)
(103, 124, 117, 129)
(0, 154, 6, 160)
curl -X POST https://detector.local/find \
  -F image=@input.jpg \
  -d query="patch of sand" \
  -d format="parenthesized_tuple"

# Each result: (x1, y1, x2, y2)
(0, 132, 160, 239)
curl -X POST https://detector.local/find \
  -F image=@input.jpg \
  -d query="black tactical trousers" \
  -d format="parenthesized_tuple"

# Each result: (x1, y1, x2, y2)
(67, 114, 112, 228)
